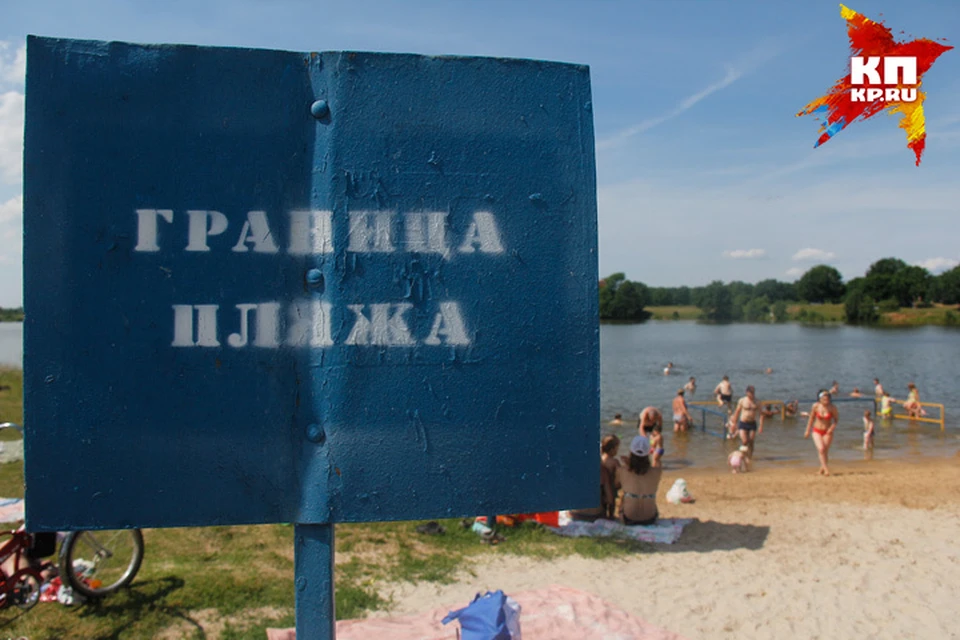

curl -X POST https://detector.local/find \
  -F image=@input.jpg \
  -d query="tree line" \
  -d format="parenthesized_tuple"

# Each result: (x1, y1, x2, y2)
(600, 258, 960, 324)
(0, 307, 23, 322)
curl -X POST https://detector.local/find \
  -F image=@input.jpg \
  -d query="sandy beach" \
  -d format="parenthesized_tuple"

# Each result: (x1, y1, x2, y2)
(371, 457, 960, 639)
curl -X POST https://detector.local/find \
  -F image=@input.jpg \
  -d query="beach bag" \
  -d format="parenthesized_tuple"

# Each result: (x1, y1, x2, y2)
(666, 478, 694, 504)
(442, 589, 522, 639)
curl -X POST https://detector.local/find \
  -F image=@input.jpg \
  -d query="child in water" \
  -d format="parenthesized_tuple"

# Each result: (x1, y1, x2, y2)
(863, 410, 875, 450)
(879, 391, 895, 419)
(648, 423, 665, 468)
(728, 445, 750, 473)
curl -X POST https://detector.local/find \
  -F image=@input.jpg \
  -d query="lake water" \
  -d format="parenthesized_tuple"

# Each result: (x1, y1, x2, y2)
(2, 320, 958, 468)
(0, 322, 21, 368)
(602, 321, 960, 470)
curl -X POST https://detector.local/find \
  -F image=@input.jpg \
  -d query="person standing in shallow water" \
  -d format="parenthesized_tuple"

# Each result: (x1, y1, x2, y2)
(728, 385, 762, 457)
(714, 375, 733, 411)
(805, 390, 839, 476)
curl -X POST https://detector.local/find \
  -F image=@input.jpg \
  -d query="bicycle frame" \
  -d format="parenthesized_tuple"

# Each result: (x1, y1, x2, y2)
(0, 527, 53, 610)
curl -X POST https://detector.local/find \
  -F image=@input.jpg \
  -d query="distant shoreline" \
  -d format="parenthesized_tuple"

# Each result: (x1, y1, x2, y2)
(640, 304, 960, 327)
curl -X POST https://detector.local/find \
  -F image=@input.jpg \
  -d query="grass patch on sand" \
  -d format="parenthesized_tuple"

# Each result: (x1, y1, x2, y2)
(0, 368, 651, 638)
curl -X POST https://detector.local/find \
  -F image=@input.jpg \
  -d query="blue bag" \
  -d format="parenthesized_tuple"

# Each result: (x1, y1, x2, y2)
(441, 590, 521, 639)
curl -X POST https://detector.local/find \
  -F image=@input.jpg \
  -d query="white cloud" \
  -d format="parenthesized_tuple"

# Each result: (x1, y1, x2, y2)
(916, 257, 959, 273)
(0, 194, 21, 270)
(0, 42, 26, 86)
(597, 39, 787, 150)
(0, 91, 23, 185)
(792, 248, 835, 262)
(0, 194, 20, 223)
(723, 249, 766, 259)
(785, 267, 804, 279)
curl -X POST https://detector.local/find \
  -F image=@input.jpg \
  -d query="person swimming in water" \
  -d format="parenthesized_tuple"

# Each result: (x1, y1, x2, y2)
(663, 362, 674, 376)
(804, 389, 839, 476)
(684, 376, 696, 395)
(609, 413, 623, 426)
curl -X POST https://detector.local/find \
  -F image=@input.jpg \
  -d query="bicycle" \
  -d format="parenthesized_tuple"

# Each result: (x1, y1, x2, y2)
(0, 422, 145, 605)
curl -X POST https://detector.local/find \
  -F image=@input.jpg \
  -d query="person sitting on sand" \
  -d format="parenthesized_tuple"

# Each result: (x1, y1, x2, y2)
(863, 410, 875, 451)
(617, 435, 663, 526)
(804, 389, 839, 476)
(849, 387, 863, 398)
(714, 375, 733, 410)
(609, 413, 623, 426)
(672, 389, 692, 433)
(684, 376, 696, 396)
(570, 435, 622, 522)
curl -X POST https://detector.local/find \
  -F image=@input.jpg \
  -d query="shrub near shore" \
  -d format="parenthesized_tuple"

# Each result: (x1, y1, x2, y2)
(645, 303, 959, 326)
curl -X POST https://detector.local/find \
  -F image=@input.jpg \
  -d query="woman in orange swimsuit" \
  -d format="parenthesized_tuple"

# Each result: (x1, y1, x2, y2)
(804, 389, 839, 476)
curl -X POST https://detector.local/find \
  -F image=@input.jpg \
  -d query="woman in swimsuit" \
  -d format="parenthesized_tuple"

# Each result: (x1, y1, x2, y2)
(804, 389, 839, 476)
(617, 435, 663, 526)
(902, 382, 926, 418)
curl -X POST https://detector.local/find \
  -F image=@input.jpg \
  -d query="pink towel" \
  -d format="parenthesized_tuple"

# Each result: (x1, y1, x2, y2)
(267, 584, 685, 639)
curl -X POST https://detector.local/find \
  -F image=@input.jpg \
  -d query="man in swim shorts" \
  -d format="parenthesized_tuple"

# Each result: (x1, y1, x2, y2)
(728, 385, 762, 457)
(638, 406, 662, 435)
(671, 389, 692, 433)
(714, 375, 733, 410)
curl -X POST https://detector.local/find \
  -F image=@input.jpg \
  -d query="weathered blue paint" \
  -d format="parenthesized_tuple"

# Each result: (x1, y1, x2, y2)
(295, 524, 335, 639)
(23, 36, 599, 532)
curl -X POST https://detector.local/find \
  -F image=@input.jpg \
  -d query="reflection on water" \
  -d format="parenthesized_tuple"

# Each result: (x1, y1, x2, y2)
(602, 321, 960, 469)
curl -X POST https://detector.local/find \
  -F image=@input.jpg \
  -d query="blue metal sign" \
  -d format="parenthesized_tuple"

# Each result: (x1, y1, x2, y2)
(23, 37, 599, 532)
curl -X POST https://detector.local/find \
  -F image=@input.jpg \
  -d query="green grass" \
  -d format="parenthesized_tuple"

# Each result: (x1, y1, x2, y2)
(0, 367, 652, 638)
(786, 303, 845, 323)
(646, 305, 700, 320)
(877, 304, 960, 326)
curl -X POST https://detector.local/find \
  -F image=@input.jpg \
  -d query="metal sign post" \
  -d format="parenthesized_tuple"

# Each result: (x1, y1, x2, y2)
(23, 37, 599, 638)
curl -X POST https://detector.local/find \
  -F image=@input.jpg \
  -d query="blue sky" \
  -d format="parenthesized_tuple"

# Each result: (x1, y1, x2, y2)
(1, 0, 958, 306)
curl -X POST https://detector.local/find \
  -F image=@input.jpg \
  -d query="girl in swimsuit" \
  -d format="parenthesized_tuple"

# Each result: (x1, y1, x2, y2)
(804, 389, 839, 476)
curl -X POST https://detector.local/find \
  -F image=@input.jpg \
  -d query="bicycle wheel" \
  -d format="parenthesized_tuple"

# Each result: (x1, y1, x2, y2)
(58, 529, 144, 599)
